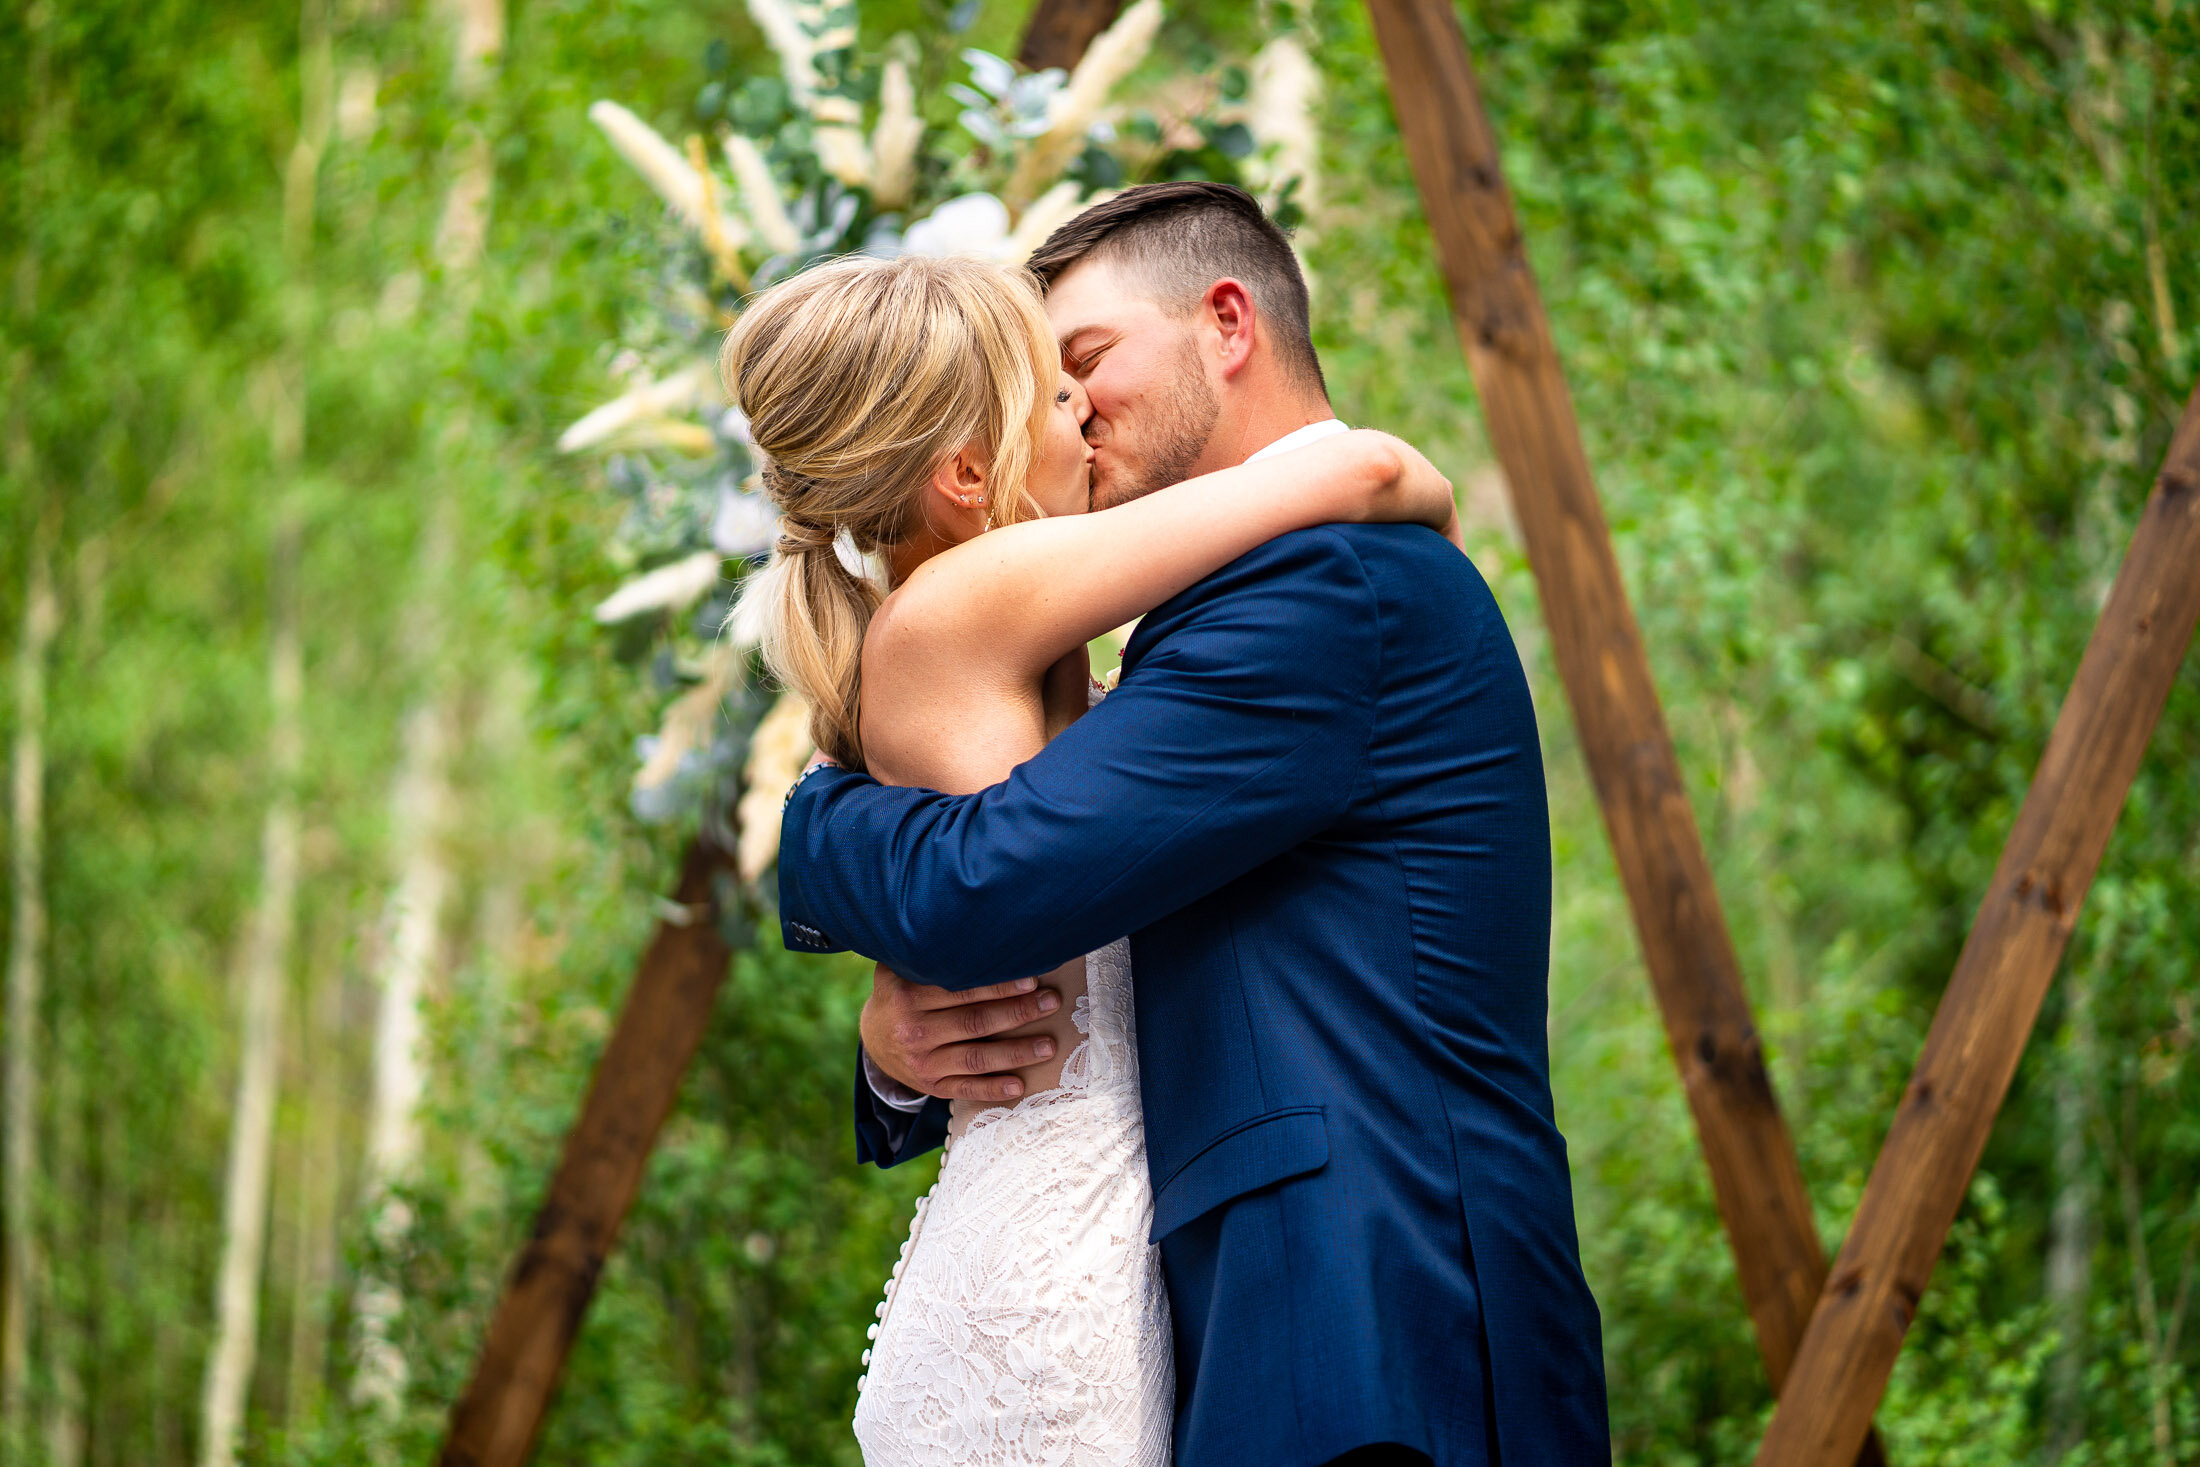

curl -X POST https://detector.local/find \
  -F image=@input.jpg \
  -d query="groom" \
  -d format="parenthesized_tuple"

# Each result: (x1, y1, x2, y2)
(777, 182, 1608, 1466)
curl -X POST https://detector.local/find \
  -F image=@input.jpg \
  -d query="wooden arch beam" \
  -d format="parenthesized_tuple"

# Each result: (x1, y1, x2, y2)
(1017, 0, 1125, 73)
(1363, 2, 1879, 1451)
(439, 835, 739, 1467)
(1754, 387, 2200, 1466)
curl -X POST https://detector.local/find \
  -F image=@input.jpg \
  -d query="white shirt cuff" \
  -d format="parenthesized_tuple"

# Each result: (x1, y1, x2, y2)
(863, 1049, 932, 1112)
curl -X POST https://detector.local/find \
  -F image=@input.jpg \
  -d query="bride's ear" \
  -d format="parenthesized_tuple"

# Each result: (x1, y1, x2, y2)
(922, 441, 992, 532)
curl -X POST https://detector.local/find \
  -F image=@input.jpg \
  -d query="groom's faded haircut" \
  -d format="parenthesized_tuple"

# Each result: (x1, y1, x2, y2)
(1024, 181, 1326, 396)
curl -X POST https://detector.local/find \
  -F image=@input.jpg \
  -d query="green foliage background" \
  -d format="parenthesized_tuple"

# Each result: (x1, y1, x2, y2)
(0, 0, 2193, 1463)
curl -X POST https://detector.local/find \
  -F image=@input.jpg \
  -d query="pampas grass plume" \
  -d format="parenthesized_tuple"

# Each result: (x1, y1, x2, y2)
(811, 95, 874, 189)
(589, 100, 748, 246)
(594, 550, 725, 624)
(1003, 0, 1163, 214)
(722, 133, 804, 254)
(1005, 180, 1092, 259)
(870, 57, 922, 210)
(745, 0, 818, 103)
(558, 362, 717, 452)
(632, 640, 745, 797)
(736, 691, 816, 883)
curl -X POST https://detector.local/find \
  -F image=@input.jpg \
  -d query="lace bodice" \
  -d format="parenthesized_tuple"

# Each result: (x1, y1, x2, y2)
(853, 938, 1172, 1465)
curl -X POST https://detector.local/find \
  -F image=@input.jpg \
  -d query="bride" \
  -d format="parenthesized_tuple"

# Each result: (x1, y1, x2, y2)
(723, 253, 1456, 1466)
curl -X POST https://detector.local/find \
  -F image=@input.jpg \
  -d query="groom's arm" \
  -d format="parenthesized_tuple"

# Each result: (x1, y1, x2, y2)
(778, 529, 1382, 988)
(852, 1051, 948, 1167)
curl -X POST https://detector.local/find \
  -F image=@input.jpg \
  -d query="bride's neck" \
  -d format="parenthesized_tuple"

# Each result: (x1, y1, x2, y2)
(885, 520, 965, 588)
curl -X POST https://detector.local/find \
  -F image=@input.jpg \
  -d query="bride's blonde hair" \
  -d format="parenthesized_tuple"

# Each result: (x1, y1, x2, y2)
(722, 254, 1057, 771)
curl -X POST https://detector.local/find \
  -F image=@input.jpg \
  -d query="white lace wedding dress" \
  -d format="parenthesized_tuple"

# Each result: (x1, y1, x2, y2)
(853, 936, 1174, 1466)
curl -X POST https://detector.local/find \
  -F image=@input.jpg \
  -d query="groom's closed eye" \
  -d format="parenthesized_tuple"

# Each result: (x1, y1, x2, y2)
(1058, 332, 1113, 378)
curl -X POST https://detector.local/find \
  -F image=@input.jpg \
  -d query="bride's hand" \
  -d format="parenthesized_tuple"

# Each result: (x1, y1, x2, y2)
(1340, 430, 1460, 546)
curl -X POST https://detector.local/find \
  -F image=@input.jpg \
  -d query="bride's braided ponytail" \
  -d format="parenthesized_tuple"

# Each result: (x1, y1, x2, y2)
(721, 254, 1057, 771)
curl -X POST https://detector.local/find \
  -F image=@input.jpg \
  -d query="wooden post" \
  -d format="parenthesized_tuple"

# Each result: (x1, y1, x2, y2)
(1753, 385, 2200, 1467)
(438, 835, 738, 1467)
(1017, 0, 1124, 73)
(1363, 4, 1877, 1449)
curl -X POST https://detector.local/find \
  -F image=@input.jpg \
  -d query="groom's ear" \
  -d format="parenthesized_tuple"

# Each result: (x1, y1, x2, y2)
(1203, 278, 1259, 381)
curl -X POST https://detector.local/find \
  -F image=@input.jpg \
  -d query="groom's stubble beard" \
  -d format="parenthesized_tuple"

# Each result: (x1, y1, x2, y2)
(1089, 338, 1220, 512)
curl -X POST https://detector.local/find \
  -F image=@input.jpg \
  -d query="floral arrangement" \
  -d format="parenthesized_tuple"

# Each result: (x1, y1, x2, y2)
(559, 0, 1320, 879)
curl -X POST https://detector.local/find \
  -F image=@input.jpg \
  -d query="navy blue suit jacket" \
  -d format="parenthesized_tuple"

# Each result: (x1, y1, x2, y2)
(779, 524, 1608, 1466)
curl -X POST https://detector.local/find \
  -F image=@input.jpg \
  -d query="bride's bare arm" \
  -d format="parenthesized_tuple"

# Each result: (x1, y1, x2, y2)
(876, 429, 1457, 680)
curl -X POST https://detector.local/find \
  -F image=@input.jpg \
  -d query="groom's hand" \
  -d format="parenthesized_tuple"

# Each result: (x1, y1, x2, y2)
(860, 964, 1062, 1103)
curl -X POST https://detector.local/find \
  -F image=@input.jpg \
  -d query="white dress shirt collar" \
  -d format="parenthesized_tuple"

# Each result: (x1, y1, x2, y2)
(1244, 417, 1349, 464)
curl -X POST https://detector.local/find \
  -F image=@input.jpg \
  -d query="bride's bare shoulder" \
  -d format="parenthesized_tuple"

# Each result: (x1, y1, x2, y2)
(859, 573, 993, 738)
(865, 538, 998, 664)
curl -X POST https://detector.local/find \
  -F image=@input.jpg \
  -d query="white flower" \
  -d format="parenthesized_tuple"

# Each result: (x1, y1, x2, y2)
(592, 550, 724, 623)
(902, 192, 1011, 257)
(587, 101, 747, 247)
(721, 133, 803, 255)
(962, 48, 1017, 99)
(558, 362, 716, 452)
(1004, 69, 1066, 137)
(710, 483, 779, 557)
(958, 107, 1009, 150)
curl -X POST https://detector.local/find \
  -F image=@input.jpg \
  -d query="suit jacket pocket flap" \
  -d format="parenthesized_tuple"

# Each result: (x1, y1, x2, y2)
(1149, 1107, 1328, 1242)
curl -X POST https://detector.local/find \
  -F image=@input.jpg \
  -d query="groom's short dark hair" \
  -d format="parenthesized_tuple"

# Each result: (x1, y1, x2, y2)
(1025, 182, 1326, 395)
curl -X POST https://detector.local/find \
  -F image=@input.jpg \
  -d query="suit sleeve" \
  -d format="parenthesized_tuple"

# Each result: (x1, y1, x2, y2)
(852, 1053, 950, 1168)
(777, 529, 1381, 989)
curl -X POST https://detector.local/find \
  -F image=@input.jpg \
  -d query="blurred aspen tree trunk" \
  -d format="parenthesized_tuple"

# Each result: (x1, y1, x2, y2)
(451, 662, 534, 1215)
(2112, 1073, 2189, 1467)
(45, 727, 82, 1467)
(4, 508, 57, 1458)
(352, 0, 505, 1416)
(198, 0, 333, 1460)
(283, 930, 346, 1429)
(2, 0, 58, 1448)
(351, 598, 455, 1415)
(2045, 931, 2107, 1455)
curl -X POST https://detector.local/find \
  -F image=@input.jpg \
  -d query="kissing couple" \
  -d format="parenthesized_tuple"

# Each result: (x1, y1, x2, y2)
(730, 182, 1609, 1466)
